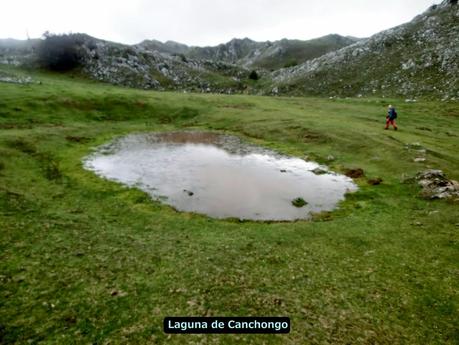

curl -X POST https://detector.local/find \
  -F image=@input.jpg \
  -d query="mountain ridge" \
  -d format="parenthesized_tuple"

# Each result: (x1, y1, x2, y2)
(138, 34, 360, 70)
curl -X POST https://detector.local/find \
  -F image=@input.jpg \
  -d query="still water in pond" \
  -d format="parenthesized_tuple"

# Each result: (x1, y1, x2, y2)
(84, 132, 357, 221)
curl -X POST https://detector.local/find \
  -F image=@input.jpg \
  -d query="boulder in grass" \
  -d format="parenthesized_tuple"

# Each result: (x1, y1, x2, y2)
(416, 169, 459, 200)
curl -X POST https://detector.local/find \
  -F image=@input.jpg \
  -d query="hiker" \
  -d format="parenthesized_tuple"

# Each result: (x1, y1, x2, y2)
(385, 105, 398, 130)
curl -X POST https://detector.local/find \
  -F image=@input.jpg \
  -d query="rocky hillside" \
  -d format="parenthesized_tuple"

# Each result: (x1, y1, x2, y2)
(271, 0, 459, 99)
(0, 35, 252, 93)
(138, 35, 359, 70)
(1, 33, 356, 93)
(77, 35, 250, 92)
(1, 1, 458, 99)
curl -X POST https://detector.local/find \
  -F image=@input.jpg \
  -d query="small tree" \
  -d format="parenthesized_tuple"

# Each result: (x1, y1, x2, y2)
(38, 33, 83, 71)
(249, 70, 259, 81)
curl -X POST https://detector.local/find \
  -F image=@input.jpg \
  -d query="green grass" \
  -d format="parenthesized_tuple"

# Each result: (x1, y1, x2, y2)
(0, 66, 458, 344)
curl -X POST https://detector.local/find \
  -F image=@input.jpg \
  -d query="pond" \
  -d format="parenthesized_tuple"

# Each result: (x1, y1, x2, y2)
(84, 132, 357, 221)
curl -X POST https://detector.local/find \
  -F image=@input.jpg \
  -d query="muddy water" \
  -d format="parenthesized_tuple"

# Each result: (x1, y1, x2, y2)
(84, 132, 357, 221)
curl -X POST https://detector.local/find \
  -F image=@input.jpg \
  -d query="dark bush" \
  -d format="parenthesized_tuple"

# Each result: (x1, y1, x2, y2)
(249, 70, 259, 81)
(38, 33, 84, 71)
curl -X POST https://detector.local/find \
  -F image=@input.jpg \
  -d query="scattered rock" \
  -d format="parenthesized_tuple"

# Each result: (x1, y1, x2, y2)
(312, 167, 328, 175)
(292, 197, 308, 208)
(0, 75, 34, 84)
(186, 299, 198, 307)
(368, 178, 383, 185)
(416, 169, 459, 199)
(280, 169, 287, 173)
(345, 168, 365, 178)
(326, 155, 336, 162)
(110, 289, 128, 297)
(414, 158, 426, 162)
(405, 142, 424, 150)
(183, 189, 194, 196)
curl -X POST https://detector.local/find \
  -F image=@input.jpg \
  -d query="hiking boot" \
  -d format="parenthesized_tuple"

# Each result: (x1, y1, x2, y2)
(394, 127, 398, 131)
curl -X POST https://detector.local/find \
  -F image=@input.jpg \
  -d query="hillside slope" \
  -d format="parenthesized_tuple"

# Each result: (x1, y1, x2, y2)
(271, 0, 459, 99)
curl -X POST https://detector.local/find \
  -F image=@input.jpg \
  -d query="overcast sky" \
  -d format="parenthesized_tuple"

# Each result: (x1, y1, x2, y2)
(1, 0, 440, 46)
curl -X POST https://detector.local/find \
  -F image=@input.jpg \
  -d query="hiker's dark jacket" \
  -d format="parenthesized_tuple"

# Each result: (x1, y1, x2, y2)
(388, 108, 397, 120)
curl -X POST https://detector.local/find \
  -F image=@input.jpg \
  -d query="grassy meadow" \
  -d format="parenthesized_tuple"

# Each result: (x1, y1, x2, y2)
(0, 65, 458, 344)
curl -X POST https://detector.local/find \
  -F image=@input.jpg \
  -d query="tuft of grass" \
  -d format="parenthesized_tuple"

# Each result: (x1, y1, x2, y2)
(38, 153, 62, 181)
(6, 138, 37, 154)
(291, 197, 308, 207)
